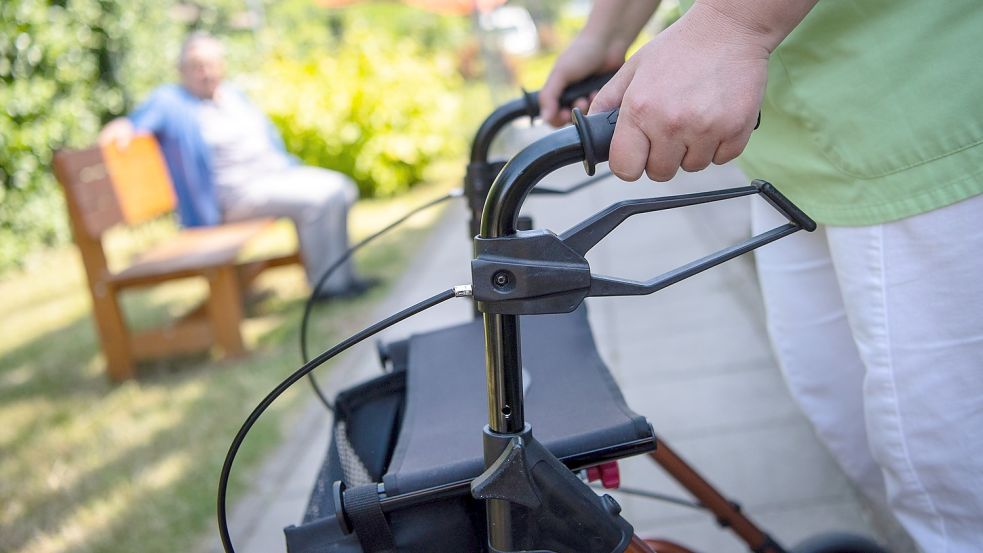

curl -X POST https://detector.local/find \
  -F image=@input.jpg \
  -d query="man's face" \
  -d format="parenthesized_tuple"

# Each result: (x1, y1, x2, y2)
(180, 41, 225, 100)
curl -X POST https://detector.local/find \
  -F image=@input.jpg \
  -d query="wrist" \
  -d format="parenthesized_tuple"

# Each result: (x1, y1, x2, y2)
(581, 0, 657, 53)
(689, 0, 817, 53)
(579, 20, 628, 52)
(569, 32, 630, 70)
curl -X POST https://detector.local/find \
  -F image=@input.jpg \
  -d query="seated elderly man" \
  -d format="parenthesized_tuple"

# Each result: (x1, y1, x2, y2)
(100, 32, 372, 298)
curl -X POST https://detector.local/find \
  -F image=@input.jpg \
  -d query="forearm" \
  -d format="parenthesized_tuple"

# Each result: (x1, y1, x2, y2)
(581, 0, 662, 53)
(692, 0, 820, 52)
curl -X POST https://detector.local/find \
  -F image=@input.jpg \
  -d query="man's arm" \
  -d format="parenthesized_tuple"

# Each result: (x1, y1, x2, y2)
(589, 0, 820, 182)
(98, 87, 170, 148)
(539, 0, 661, 126)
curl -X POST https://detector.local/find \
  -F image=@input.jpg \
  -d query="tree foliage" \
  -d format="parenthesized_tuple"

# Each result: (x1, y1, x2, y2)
(257, 23, 471, 198)
(0, 0, 184, 271)
(0, 0, 484, 273)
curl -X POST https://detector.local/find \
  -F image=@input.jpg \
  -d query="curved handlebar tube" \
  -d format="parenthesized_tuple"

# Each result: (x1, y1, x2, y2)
(465, 73, 616, 241)
(469, 72, 616, 165)
(479, 110, 619, 239)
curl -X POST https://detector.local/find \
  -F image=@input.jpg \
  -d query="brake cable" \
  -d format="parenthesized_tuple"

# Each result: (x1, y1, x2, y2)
(220, 284, 473, 553)
(301, 190, 464, 411)
(299, 170, 615, 412)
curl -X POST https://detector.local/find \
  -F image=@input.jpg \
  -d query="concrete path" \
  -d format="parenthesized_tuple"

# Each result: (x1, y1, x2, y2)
(205, 154, 913, 552)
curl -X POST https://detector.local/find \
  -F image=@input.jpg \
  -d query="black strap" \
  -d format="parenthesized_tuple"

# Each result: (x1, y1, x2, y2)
(345, 484, 396, 553)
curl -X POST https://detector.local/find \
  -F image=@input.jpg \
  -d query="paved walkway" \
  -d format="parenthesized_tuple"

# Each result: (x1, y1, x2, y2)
(206, 155, 913, 552)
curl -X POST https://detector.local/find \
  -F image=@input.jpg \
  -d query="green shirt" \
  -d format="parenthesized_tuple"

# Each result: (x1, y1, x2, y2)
(679, 1, 983, 225)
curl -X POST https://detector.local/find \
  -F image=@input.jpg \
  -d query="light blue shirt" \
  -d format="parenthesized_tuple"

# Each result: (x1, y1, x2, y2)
(128, 84, 291, 227)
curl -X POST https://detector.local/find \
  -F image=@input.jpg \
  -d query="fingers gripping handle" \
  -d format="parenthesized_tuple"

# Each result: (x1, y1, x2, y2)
(558, 72, 619, 110)
(569, 108, 813, 233)
(572, 108, 619, 176)
(568, 107, 762, 176)
(522, 72, 618, 120)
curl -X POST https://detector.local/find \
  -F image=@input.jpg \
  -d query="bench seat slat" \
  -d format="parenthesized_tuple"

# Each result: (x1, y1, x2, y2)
(111, 219, 275, 285)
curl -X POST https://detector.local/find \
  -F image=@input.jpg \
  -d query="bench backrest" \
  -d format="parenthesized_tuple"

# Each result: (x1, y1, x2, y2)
(53, 134, 177, 240)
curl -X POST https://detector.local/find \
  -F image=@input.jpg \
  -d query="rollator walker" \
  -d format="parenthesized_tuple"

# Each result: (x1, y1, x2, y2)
(219, 76, 891, 553)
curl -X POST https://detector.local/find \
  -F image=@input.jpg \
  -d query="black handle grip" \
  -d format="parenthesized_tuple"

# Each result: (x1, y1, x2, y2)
(472, 73, 617, 165)
(558, 71, 618, 108)
(572, 108, 619, 176)
(522, 72, 618, 120)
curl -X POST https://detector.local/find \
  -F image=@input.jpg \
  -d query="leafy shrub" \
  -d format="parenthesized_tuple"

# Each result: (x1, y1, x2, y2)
(256, 24, 473, 198)
(0, 0, 183, 272)
(0, 0, 485, 274)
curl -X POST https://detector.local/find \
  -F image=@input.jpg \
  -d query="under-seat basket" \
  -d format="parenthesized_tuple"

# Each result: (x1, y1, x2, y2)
(285, 305, 655, 553)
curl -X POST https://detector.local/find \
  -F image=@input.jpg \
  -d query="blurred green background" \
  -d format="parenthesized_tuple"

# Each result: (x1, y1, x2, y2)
(0, 2, 590, 552)
(0, 2, 678, 552)
(0, 0, 591, 274)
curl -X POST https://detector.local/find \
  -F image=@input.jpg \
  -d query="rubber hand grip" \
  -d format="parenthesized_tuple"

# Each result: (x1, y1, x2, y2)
(523, 72, 618, 119)
(572, 108, 619, 176)
(558, 71, 618, 109)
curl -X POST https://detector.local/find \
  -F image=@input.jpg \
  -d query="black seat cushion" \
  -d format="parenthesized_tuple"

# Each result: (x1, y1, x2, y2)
(382, 305, 652, 495)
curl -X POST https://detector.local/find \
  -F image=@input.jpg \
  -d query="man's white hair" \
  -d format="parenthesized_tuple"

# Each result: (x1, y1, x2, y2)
(178, 31, 225, 67)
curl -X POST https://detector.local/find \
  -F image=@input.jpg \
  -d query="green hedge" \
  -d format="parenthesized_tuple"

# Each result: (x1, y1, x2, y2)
(256, 24, 472, 198)
(1, 1, 483, 274)
(0, 0, 182, 272)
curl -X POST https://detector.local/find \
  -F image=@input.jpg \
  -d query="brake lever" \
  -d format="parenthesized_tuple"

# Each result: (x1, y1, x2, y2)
(582, 181, 808, 298)
(472, 109, 815, 315)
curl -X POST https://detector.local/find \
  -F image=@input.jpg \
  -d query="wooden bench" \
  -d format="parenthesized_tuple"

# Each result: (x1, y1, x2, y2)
(53, 134, 302, 380)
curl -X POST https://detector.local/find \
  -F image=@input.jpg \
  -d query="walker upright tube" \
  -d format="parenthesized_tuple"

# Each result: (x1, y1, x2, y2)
(478, 112, 617, 433)
(478, 124, 584, 433)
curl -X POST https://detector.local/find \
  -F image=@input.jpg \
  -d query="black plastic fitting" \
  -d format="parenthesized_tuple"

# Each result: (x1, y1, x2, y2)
(473, 425, 633, 553)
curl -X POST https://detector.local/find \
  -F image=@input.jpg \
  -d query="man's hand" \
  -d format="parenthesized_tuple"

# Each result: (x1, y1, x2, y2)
(98, 118, 136, 149)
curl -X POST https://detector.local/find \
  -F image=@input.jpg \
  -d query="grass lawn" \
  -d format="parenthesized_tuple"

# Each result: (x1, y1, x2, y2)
(0, 174, 458, 553)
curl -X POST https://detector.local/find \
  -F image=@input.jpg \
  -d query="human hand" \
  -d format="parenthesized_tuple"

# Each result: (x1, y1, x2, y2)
(98, 118, 136, 149)
(539, 33, 628, 127)
(590, 4, 771, 182)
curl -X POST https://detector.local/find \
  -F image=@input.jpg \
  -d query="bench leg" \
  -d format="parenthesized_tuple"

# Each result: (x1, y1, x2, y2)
(206, 266, 246, 358)
(90, 283, 135, 381)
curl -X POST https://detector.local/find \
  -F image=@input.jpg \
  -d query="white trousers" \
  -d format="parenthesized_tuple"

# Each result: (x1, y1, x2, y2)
(751, 193, 983, 552)
(221, 166, 359, 293)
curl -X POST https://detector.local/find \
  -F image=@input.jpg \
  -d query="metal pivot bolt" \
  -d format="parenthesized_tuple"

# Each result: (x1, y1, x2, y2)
(492, 270, 513, 290)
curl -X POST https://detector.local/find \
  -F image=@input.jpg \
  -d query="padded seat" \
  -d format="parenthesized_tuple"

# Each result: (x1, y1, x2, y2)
(383, 305, 653, 495)
(289, 306, 653, 552)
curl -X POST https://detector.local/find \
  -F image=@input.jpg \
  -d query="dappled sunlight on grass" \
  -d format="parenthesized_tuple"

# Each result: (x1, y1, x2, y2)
(22, 451, 193, 553)
(0, 264, 91, 356)
(0, 175, 457, 553)
(0, 380, 206, 544)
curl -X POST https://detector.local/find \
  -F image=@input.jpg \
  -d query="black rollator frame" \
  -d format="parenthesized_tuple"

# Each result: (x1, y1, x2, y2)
(471, 106, 816, 553)
(221, 74, 892, 553)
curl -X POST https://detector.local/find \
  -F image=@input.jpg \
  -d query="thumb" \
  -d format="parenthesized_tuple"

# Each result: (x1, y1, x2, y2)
(588, 60, 635, 115)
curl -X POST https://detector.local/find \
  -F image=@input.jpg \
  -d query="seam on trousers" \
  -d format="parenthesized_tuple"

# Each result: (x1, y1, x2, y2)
(877, 224, 948, 551)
